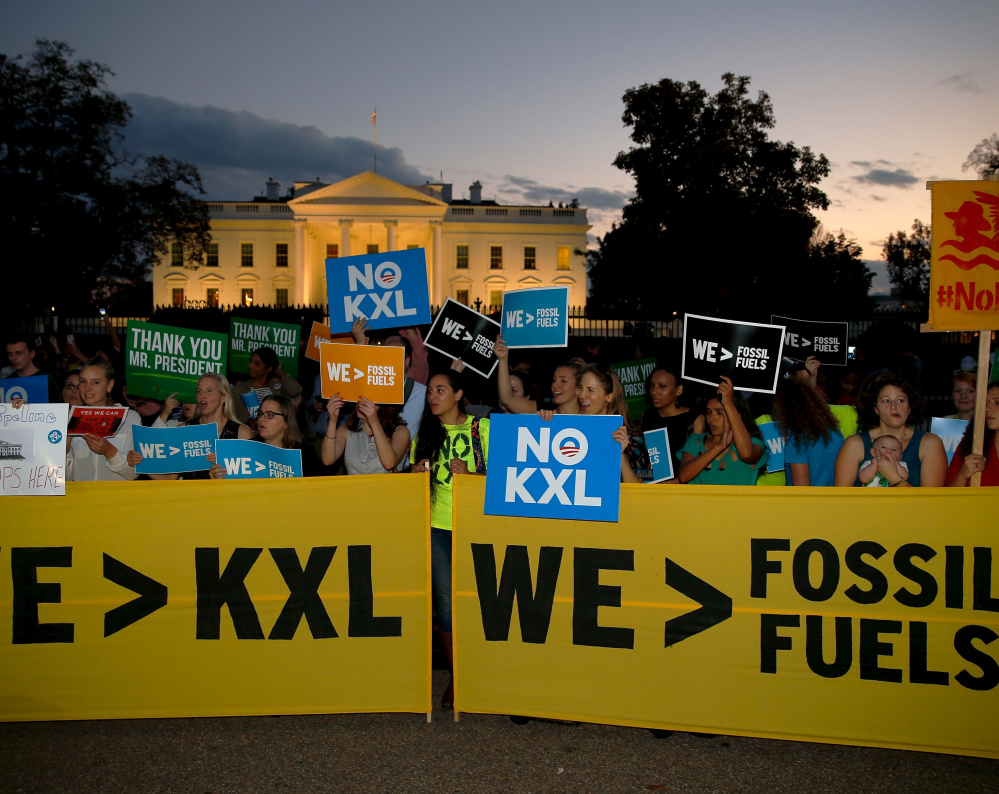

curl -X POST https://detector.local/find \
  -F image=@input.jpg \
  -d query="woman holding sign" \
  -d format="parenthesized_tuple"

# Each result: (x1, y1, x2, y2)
(67, 357, 141, 482)
(410, 371, 489, 709)
(833, 372, 947, 487)
(494, 334, 581, 415)
(677, 377, 768, 485)
(576, 363, 650, 483)
(232, 346, 303, 426)
(946, 383, 999, 487)
(320, 395, 411, 474)
(128, 372, 252, 479)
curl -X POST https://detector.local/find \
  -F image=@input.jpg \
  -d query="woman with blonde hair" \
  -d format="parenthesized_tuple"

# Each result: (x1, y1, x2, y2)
(576, 362, 650, 483)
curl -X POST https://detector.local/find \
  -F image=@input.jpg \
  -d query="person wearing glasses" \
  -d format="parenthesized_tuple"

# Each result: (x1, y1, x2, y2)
(209, 394, 323, 478)
(60, 370, 83, 407)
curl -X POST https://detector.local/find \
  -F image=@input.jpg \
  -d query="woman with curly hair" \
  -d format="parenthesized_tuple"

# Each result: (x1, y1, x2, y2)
(678, 376, 767, 485)
(772, 378, 844, 486)
(834, 371, 947, 487)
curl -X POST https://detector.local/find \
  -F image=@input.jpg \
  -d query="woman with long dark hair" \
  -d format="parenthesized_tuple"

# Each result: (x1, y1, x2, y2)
(641, 364, 692, 462)
(231, 346, 302, 426)
(677, 377, 767, 485)
(834, 371, 946, 487)
(771, 378, 844, 486)
(947, 382, 999, 486)
(410, 370, 489, 709)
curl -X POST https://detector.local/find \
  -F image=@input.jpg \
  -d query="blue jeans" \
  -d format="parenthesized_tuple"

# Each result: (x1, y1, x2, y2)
(431, 527, 453, 632)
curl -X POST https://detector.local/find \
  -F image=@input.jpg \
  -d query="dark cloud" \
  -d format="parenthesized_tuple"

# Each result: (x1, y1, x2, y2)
(121, 94, 430, 199)
(497, 175, 631, 212)
(851, 168, 919, 188)
(939, 72, 983, 94)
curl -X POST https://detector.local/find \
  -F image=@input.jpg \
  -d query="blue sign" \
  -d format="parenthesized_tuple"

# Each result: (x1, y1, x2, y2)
(484, 413, 622, 522)
(758, 422, 785, 473)
(240, 390, 260, 419)
(326, 248, 432, 333)
(133, 423, 219, 475)
(643, 428, 674, 483)
(0, 375, 49, 403)
(500, 286, 570, 348)
(931, 417, 970, 465)
(215, 439, 303, 479)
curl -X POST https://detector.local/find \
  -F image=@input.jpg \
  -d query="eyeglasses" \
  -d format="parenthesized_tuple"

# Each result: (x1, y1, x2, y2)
(259, 410, 285, 419)
(63, 383, 79, 391)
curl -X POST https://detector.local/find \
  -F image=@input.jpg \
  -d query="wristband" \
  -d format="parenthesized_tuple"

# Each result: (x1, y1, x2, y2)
(890, 479, 903, 487)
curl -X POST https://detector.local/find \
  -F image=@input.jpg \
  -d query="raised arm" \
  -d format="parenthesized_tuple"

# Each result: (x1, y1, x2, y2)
(495, 334, 538, 414)
(718, 377, 762, 465)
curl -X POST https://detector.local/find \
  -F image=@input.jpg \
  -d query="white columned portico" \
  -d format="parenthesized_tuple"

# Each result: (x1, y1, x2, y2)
(430, 220, 443, 306)
(384, 219, 397, 251)
(339, 219, 353, 258)
(293, 218, 307, 305)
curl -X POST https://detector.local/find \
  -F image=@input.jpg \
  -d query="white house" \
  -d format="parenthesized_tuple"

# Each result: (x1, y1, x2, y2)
(156, 171, 590, 312)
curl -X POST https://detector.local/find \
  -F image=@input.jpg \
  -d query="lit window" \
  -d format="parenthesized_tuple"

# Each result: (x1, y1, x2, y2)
(171, 243, 183, 267)
(275, 288, 289, 308)
(524, 246, 536, 270)
(367, 244, 379, 255)
(172, 288, 184, 307)
(557, 246, 570, 270)
(206, 242, 219, 267)
(406, 244, 419, 250)
(241, 243, 254, 268)
(456, 289, 469, 306)
(206, 288, 219, 307)
(456, 245, 469, 269)
(241, 288, 254, 306)
(490, 246, 503, 269)
(276, 243, 288, 268)
(489, 289, 503, 310)
(326, 244, 339, 258)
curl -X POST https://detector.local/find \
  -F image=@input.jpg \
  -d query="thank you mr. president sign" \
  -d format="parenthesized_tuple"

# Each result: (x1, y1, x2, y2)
(682, 314, 785, 393)
(484, 414, 622, 522)
(326, 249, 431, 334)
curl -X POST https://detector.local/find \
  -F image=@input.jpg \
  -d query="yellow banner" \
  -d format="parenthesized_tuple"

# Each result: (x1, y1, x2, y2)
(0, 476, 431, 721)
(453, 478, 999, 759)
(929, 180, 999, 330)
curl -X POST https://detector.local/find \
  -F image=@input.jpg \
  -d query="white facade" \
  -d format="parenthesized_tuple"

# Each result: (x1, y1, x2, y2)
(155, 171, 590, 311)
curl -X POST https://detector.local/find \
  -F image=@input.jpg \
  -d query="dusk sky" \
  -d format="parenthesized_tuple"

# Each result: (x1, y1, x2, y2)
(4, 0, 997, 293)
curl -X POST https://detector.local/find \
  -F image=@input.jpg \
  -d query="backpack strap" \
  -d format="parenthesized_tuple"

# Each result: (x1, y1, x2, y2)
(470, 417, 486, 474)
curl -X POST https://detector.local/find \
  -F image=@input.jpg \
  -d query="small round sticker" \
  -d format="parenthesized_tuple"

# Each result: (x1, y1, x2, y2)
(48, 429, 63, 444)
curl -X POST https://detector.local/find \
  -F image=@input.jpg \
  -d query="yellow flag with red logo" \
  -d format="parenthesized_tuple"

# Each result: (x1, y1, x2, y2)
(929, 181, 999, 330)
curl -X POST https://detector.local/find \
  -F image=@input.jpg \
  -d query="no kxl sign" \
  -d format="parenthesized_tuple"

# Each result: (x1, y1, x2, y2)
(483, 414, 622, 522)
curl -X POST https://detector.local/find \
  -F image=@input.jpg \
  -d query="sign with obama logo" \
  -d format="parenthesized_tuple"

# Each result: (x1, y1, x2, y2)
(682, 314, 786, 394)
(326, 249, 432, 334)
(483, 414, 622, 522)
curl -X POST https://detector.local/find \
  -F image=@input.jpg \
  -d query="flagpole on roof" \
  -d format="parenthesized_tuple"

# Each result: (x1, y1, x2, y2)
(371, 108, 377, 174)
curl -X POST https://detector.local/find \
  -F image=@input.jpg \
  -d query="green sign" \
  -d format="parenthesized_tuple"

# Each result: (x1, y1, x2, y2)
(229, 317, 300, 378)
(611, 357, 657, 423)
(126, 321, 228, 403)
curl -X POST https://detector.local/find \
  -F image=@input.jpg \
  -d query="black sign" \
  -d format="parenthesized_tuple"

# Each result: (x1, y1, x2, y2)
(424, 299, 501, 378)
(682, 314, 785, 393)
(771, 315, 849, 367)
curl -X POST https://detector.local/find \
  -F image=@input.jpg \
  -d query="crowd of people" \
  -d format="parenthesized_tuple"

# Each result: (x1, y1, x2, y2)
(5, 318, 997, 709)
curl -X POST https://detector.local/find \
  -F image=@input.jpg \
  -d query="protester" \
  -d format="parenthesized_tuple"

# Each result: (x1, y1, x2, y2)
(946, 382, 999, 487)
(60, 370, 83, 407)
(576, 362, 650, 483)
(410, 371, 489, 709)
(232, 346, 302, 425)
(127, 372, 252, 480)
(678, 377, 768, 485)
(321, 394, 410, 474)
(67, 357, 140, 482)
(771, 378, 844, 486)
(494, 334, 581, 415)
(833, 372, 947, 487)
(3, 334, 60, 400)
(210, 394, 321, 478)
(150, 392, 197, 428)
(640, 365, 692, 461)
(948, 370, 977, 421)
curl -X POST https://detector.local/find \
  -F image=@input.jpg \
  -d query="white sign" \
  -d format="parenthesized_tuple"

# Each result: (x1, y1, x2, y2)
(0, 403, 68, 496)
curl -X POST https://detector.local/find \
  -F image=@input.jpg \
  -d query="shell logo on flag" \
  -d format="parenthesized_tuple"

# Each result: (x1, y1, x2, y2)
(929, 181, 999, 331)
